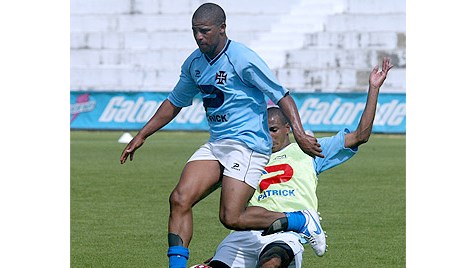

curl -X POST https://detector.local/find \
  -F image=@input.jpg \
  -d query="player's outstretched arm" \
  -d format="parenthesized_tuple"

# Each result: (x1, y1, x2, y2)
(277, 94, 324, 158)
(345, 57, 393, 148)
(120, 99, 182, 164)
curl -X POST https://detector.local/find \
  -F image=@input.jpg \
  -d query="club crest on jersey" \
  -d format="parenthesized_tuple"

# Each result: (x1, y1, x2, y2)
(215, 71, 227, 85)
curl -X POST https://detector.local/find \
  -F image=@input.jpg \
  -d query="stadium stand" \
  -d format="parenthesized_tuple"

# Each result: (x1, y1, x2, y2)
(71, 0, 405, 93)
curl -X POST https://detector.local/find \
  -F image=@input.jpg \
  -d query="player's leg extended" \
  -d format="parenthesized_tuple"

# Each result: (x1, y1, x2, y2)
(219, 175, 286, 230)
(211, 140, 315, 235)
(168, 160, 222, 268)
(219, 163, 326, 257)
(219, 176, 313, 233)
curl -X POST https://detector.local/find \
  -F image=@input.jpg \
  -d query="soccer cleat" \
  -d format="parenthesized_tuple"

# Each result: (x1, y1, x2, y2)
(298, 209, 327, 257)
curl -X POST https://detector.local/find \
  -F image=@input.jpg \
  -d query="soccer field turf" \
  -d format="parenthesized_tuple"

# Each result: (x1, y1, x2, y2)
(71, 131, 405, 267)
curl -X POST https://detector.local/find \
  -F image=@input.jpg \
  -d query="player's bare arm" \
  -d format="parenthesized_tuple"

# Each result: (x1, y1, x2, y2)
(277, 95, 324, 158)
(120, 99, 182, 164)
(345, 57, 393, 148)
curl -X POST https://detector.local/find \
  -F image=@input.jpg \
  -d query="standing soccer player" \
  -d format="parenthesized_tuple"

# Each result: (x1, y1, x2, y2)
(120, 3, 324, 268)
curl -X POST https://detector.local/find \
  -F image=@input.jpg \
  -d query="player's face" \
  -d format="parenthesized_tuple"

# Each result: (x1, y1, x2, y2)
(192, 18, 225, 58)
(268, 115, 291, 153)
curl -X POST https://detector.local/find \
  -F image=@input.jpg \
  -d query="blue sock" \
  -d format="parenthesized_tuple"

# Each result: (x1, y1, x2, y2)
(167, 246, 189, 268)
(284, 211, 306, 232)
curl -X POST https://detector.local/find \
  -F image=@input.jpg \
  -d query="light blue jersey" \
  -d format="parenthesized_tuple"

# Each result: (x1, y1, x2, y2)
(168, 40, 289, 154)
(314, 128, 358, 175)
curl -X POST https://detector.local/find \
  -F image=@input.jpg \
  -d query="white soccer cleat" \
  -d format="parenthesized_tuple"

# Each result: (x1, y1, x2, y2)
(299, 209, 327, 257)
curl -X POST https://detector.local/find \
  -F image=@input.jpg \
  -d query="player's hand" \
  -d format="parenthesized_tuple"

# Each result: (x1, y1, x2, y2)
(295, 133, 325, 158)
(369, 57, 393, 89)
(120, 136, 145, 164)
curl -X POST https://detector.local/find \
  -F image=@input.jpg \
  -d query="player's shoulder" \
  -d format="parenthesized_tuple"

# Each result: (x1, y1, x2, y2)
(228, 40, 253, 53)
(226, 40, 261, 62)
(182, 48, 203, 67)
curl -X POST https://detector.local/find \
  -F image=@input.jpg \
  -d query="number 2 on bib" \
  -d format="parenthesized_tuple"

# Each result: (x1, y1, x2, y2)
(259, 164, 294, 192)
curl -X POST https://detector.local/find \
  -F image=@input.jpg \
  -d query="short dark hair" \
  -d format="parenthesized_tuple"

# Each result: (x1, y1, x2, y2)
(192, 3, 226, 26)
(267, 106, 289, 125)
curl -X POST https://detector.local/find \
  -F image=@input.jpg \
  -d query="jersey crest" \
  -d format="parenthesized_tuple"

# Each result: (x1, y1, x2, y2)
(215, 71, 227, 85)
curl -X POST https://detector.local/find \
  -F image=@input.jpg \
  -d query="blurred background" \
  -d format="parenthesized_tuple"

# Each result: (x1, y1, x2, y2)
(71, 0, 405, 93)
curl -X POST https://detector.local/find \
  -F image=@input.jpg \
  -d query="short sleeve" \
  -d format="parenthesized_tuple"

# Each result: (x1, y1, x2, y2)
(241, 56, 288, 105)
(167, 61, 199, 108)
(314, 128, 358, 174)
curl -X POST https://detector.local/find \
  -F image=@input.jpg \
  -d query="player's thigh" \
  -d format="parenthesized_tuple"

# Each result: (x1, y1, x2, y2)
(218, 146, 269, 218)
(171, 160, 222, 206)
(219, 175, 255, 218)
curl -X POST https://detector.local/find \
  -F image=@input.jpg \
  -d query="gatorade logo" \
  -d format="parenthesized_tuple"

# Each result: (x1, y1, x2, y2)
(299, 98, 406, 127)
(98, 97, 205, 123)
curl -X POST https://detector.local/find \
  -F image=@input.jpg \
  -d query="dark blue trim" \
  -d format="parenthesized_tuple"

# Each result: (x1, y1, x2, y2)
(209, 39, 231, 65)
(225, 52, 254, 88)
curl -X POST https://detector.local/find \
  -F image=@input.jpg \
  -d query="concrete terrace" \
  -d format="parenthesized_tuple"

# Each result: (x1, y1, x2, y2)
(71, 0, 406, 92)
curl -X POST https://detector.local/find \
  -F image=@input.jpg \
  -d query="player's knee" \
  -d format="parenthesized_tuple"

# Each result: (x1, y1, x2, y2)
(258, 242, 293, 268)
(169, 189, 192, 211)
(218, 210, 243, 230)
(219, 213, 239, 230)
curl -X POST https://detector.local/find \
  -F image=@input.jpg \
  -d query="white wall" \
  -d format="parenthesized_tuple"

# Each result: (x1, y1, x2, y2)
(70, 0, 406, 92)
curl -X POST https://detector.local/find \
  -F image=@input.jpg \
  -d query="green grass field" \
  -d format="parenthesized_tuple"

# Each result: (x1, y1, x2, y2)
(71, 131, 405, 267)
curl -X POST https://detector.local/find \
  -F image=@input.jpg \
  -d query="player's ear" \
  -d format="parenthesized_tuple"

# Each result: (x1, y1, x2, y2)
(219, 23, 226, 33)
(285, 123, 291, 134)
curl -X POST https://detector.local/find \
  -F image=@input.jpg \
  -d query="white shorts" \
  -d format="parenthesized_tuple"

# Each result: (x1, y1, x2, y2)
(188, 139, 269, 189)
(211, 230, 304, 268)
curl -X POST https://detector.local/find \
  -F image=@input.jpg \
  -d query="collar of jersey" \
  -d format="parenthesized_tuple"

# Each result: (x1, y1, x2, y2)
(205, 39, 231, 65)
(273, 143, 294, 154)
